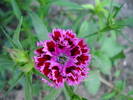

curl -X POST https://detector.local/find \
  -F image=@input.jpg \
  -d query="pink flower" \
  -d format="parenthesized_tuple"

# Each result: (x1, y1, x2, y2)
(34, 29, 91, 88)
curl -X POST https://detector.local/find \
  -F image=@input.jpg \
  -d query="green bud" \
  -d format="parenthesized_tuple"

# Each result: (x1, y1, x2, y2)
(19, 62, 34, 73)
(8, 49, 29, 64)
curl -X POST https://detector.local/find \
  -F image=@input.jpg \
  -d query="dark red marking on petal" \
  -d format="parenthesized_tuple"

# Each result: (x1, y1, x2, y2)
(58, 44, 65, 49)
(65, 38, 73, 46)
(38, 58, 46, 62)
(76, 54, 88, 65)
(66, 66, 75, 74)
(43, 62, 51, 76)
(52, 30, 61, 41)
(54, 71, 63, 82)
(36, 62, 44, 67)
(81, 72, 85, 76)
(75, 67, 81, 71)
(78, 40, 86, 48)
(71, 46, 80, 56)
(35, 47, 44, 54)
(52, 66, 59, 70)
(68, 40, 73, 46)
(54, 70, 60, 78)
(66, 31, 75, 38)
(47, 41, 55, 52)
(38, 55, 51, 62)
(43, 55, 51, 60)
(44, 62, 51, 67)
(78, 40, 89, 53)
(57, 77, 63, 83)
(68, 76, 75, 81)
(53, 69, 63, 83)
(43, 69, 50, 76)
(81, 49, 88, 53)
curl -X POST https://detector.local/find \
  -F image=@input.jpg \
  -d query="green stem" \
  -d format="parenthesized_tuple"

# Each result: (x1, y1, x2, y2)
(100, 75, 133, 99)
(64, 84, 87, 100)
(83, 23, 123, 38)
(83, 25, 110, 38)
(64, 83, 74, 97)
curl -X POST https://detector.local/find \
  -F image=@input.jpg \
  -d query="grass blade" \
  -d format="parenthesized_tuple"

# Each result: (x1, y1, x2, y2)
(5, 72, 24, 95)
(11, 0, 22, 20)
(1, 26, 16, 48)
(13, 16, 23, 49)
(63, 87, 70, 100)
(53, 0, 82, 9)
(0, 55, 15, 70)
(24, 72, 32, 100)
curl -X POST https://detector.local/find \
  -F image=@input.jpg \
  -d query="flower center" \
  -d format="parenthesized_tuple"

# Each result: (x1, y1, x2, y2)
(57, 54, 68, 64)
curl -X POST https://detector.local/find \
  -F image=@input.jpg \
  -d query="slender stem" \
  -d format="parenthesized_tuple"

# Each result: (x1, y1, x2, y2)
(64, 83, 74, 97)
(100, 75, 133, 98)
(99, 76, 114, 89)
(64, 84, 87, 100)
(83, 26, 110, 38)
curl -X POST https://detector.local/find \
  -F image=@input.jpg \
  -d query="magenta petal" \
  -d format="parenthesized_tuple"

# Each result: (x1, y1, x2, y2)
(33, 29, 91, 88)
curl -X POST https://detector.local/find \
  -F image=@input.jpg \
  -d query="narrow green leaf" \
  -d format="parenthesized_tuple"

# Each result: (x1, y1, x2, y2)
(111, 51, 125, 66)
(117, 17, 133, 27)
(128, 90, 133, 95)
(70, 94, 87, 100)
(0, 56, 15, 91)
(63, 87, 70, 100)
(24, 72, 32, 100)
(112, 4, 123, 18)
(1, 26, 16, 48)
(6, 72, 24, 95)
(29, 12, 48, 41)
(72, 14, 84, 31)
(71, 94, 82, 100)
(64, 84, 74, 97)
(114, 95, 127, 100)
(0, 55, 14, 70)
(95, 0, 100, 5)
(53, 0, 82, 9)
(32, 81, 42, 96)
(102, 92, 116, 100)
(100, 0, 111, 7)
(43, 88, 62, 100)
(65, 84, 87, 100)
(11, 0, 22, 20)
(124, 17, 133, 27)
(127, 97, 133, 100)
(13, 16, 23, 49)
(115, 80, 126, 91)
(81, 98, 88, 100)
(111, 51, 125, 60)
(81, 4, 94, 10)
(84, 71, 101, 95)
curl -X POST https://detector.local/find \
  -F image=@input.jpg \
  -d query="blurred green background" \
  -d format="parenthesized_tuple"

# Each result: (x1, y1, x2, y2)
(0, 0, 133, 100)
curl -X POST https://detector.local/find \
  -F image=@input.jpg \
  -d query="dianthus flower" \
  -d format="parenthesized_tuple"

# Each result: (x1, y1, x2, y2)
(34, 29, 91, 88)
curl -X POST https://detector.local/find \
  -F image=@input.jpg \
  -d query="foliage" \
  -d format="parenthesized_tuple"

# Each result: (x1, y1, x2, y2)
(0, 0, 133, 100)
